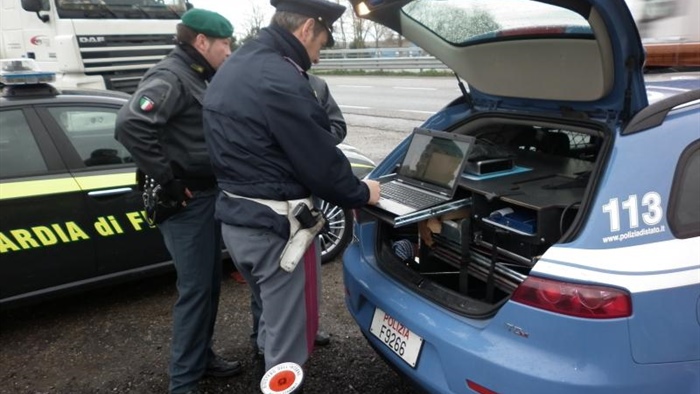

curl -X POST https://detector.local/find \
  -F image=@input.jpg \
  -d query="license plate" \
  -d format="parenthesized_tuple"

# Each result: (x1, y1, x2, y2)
(369, 308, 424, 368)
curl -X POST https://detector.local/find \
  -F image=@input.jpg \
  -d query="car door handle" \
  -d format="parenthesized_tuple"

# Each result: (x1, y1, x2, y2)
(87, 187, 133, 197)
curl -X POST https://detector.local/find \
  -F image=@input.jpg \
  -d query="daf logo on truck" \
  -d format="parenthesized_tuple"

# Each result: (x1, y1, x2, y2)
(78, 36, 106, 44)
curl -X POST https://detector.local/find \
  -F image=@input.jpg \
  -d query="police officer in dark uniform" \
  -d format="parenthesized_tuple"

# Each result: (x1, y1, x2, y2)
(244, 73, 343, 352)
(114, 9, 241, 394)
(203, 0, 381, 378)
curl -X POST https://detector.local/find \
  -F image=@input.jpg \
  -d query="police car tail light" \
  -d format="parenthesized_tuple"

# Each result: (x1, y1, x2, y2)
(467, 380, 499, 394)
(511, 276, 632, 319)
(0, 59, 56, 85)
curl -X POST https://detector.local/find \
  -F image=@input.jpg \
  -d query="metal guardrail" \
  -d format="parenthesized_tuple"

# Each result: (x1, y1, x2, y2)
(315, 56, 447, 71)
(321, 47, 426, 58)
(317, 47, 448, 71)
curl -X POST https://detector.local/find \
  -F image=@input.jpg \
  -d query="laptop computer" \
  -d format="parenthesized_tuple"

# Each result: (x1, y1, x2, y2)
(374, 128, 475, 217)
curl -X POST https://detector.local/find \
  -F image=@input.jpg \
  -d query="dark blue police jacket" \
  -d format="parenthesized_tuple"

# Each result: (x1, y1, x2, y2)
(203, 25, 369, 237)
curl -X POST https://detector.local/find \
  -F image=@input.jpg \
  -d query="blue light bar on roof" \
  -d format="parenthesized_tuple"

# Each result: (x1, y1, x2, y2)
(0, 59, 56, 85)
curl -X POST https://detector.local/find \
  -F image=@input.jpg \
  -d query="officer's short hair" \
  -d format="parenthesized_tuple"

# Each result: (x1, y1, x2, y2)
(270, 0, 345, 47)
(271, 11, 326, 39)
(176, 23, 216, 45)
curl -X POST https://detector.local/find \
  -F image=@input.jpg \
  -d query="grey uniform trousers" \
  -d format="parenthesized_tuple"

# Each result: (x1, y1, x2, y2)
(249, 239, 322, 352)
(159, 190, 222, 394)
(222, 224, 319, 371)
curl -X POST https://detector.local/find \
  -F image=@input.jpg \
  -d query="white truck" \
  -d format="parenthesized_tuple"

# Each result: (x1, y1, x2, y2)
(0, 0, 187, 93)
(626, 0, 699, 67)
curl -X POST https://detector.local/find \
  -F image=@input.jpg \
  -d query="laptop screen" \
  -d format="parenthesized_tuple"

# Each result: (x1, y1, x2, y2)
(397, 129, 473, 191)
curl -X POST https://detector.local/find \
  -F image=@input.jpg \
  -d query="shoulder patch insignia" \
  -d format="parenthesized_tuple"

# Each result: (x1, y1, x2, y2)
(139, 96, 155, 112)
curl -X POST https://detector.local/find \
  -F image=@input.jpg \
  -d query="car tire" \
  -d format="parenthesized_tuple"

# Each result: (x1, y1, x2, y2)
(318, 200, 353, 264)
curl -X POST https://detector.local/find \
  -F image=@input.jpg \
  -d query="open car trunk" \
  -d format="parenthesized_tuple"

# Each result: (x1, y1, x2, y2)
(351, 0, 649, 319)
(368, 115, 607, 318)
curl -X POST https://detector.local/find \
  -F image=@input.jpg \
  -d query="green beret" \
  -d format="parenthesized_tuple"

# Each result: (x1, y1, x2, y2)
(181, 9, 233, 38)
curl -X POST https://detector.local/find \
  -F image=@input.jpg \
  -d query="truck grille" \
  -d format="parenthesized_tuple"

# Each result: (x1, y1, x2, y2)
(77, 34, 175, 93)
(102, 72, 148, 94)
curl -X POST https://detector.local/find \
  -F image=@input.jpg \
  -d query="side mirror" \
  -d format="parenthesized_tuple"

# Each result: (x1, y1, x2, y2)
(21, 0, 49, 22)
(21, 0, 47, 12)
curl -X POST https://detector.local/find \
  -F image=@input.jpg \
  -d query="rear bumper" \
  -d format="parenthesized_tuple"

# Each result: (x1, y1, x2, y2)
(342, 230, 700, 394)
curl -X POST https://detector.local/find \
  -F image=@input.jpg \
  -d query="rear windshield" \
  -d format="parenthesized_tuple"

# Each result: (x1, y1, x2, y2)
(402, 0, 592, 45)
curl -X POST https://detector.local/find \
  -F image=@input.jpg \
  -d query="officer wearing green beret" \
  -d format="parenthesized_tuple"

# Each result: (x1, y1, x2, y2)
(115, 8, 240, 394)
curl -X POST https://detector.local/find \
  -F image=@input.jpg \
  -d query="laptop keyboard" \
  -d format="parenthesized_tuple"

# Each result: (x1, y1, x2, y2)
(381, 182, 445, 209)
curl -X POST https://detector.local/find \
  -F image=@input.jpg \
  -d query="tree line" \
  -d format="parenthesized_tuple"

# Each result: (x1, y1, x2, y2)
(231, 0, 399, 51)
(230, 0, 501, 52)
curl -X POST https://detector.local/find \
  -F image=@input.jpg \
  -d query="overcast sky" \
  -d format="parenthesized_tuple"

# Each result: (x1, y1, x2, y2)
(187, 0, 276, 38)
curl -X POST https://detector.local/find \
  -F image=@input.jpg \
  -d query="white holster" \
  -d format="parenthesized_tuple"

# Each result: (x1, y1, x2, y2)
(223, 192, 326, 272)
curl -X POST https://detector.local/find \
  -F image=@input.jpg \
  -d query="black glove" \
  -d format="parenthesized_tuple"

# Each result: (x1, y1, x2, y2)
(161, 179, 189, 206)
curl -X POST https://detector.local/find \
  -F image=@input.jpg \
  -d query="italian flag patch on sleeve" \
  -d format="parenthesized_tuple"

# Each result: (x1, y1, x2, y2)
(139, 96, 155, 112)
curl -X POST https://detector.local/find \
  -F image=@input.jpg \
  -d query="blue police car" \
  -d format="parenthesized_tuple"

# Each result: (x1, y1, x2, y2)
(342, 1, 700, 393)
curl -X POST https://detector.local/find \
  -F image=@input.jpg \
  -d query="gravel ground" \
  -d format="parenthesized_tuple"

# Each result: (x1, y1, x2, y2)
(0, 259, 421, 394)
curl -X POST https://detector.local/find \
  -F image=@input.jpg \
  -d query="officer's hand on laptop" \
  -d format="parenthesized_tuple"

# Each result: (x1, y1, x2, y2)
(363, 180, 381, 205)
